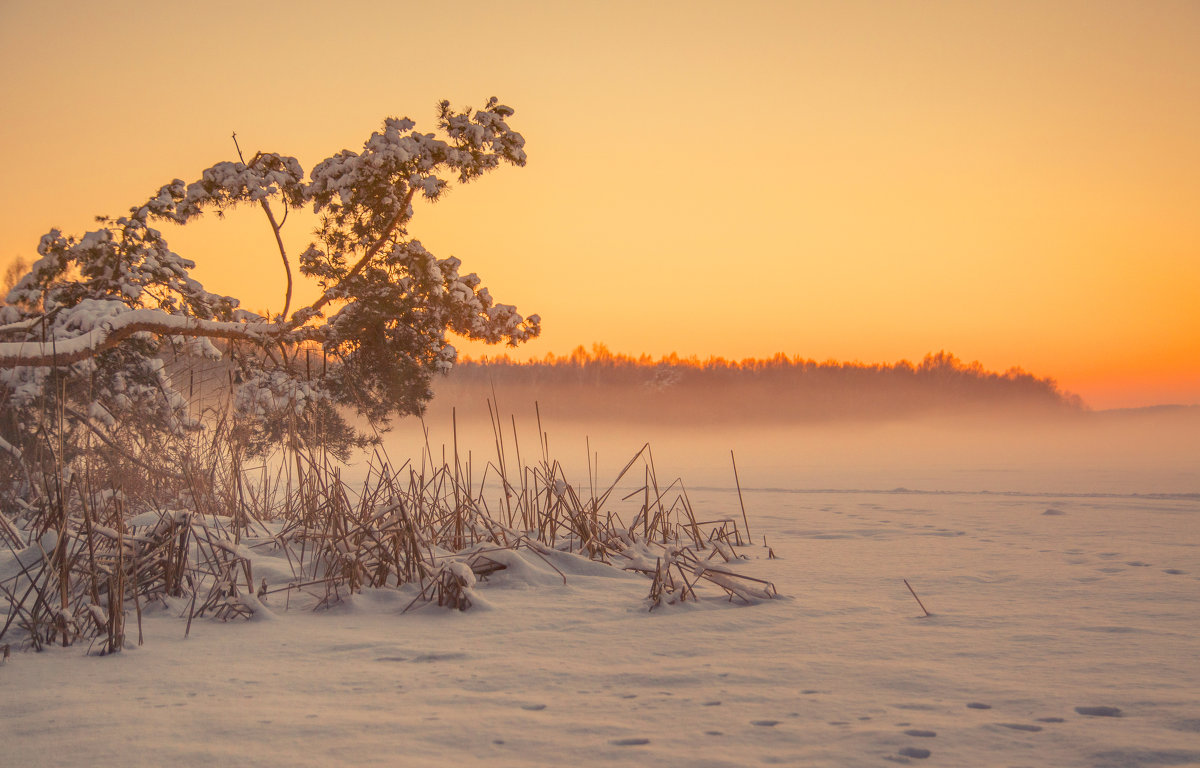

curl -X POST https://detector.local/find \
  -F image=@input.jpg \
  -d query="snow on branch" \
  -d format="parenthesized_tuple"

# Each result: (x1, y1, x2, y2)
(0, 309, 284, 368)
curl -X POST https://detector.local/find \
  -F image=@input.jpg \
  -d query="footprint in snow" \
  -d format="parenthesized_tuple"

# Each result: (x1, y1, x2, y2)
(1163, 569, 1187, 575)
(966, 702, 992, 710)
(1036, 717, 1065, 723)
(520, 703, 547, 711)
(610, 738, 650, 746)
(410, 652, 468, 663)
(904, 730, 936, 737)
(999, 723, 1043, 732)
(1076, 706, 1122, 717)
(751, 720, 780, 727)
(898, 747, 932, 759)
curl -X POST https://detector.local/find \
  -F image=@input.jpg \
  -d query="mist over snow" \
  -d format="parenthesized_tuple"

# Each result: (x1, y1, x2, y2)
(414, 351, 1199, 497)
(403, 405, 1200, 498)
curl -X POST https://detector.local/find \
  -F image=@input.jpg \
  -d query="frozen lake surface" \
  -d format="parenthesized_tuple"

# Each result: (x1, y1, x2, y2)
(3, 413, 1198, 766)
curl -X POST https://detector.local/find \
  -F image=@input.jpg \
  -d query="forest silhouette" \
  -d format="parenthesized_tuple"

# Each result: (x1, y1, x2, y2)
(434, 345, 1084, 424)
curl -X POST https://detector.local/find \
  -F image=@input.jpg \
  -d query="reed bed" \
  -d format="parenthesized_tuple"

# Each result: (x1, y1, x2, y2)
(0, 399, 776, 654)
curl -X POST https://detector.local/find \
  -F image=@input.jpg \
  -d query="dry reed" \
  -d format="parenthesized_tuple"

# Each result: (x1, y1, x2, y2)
(0, 357, 777, 653)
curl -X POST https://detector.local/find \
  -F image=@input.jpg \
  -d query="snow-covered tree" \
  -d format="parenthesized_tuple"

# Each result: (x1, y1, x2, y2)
(0, 98, 539, 479)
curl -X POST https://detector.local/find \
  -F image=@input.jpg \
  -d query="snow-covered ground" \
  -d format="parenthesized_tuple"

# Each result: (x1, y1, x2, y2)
(3, 414, 1199, 767)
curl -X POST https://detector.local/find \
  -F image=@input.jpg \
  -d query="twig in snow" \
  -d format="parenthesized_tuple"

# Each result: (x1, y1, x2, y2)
(904, 578, 931, 617)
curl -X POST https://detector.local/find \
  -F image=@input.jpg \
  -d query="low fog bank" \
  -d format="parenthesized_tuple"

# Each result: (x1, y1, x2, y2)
(387, 400, 1200, 497)
(436, 351, 1081, 426)
(168, 350, 1193, 497)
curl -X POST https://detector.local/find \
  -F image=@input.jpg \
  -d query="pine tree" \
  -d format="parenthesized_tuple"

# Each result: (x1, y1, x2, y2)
(0, 98, 539, 479)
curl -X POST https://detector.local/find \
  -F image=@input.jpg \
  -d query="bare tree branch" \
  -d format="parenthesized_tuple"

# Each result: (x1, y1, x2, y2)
(290, 185, 417, 328)
(62, 405, 186, 482)
(234, 138, 295, 321)
(261, 200, 292, 320)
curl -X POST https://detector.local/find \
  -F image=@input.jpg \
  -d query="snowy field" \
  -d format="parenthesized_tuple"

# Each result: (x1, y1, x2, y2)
(3, 412, 1199, 767)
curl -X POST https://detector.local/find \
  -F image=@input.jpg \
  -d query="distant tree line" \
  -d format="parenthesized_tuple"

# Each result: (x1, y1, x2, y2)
(432, 344, 1085, 423)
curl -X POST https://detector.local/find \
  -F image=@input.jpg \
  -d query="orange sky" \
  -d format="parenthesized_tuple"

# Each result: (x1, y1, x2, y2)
(1, 1, 1197, 409)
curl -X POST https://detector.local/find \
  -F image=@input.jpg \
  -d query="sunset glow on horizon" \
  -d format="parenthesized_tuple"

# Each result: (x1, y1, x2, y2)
(2, 1, 1197, 410)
